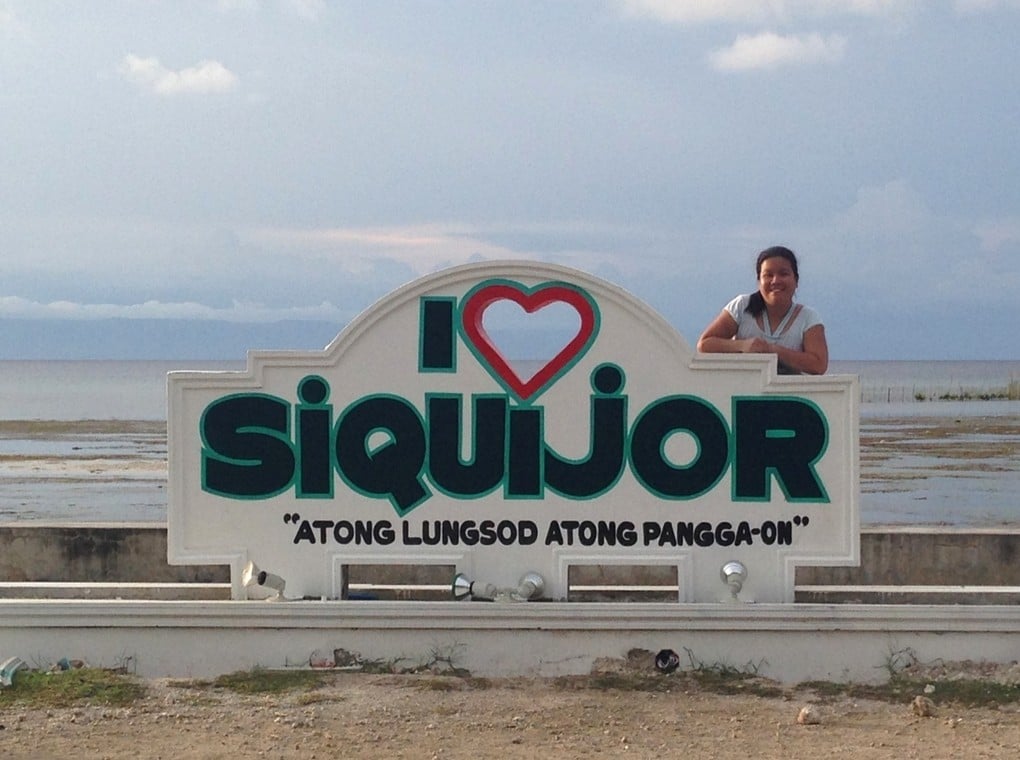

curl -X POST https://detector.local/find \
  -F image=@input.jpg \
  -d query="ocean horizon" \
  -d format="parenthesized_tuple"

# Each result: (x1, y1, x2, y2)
(1, 358, 1018, 422)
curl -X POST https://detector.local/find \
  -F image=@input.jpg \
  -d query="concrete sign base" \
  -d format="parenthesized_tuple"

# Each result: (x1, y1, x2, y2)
(4, 599, 1020, 684)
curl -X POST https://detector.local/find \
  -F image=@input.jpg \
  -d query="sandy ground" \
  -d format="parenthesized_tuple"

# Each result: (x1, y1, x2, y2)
(4, 664, 1020, 760)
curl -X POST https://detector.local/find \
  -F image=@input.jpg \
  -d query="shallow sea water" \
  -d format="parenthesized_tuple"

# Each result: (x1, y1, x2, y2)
(0, 360, 1017, 525)
(857, 411, 1020, 526)
(1, 410, 1017, 526)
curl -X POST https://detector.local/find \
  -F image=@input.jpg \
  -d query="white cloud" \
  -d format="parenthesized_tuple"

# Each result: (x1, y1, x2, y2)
(119, 54, 238, 96)
(215, 0, 326, 18)
(282, 0, 327, 20)
(834, 179, 935, 236)
(810, 180, 1016, 305)
(973, 217, 1020, 251)
(0, 296, 345, 323)
(214, 0, 258, 12)
(240, 221, 650, 281)
(709, 32, 846, 70)
(618, 0, 918, 24)
(955, 0, 1020, 12)
(0, 5, 28, 38)
(242, 223, 535, 276)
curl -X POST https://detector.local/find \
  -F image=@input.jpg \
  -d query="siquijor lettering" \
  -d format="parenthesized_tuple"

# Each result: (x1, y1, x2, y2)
(201, 366, 829, 514)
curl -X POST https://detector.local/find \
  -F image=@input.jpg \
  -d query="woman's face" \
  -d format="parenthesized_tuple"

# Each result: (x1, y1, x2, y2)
(757, 256, 798, 308)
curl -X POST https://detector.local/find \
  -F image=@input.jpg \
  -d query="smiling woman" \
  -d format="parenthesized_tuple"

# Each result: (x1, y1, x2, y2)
(696, 246, 829, 375)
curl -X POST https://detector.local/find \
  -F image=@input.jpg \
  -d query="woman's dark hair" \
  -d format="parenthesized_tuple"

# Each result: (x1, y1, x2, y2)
(746, 246, 799, 316)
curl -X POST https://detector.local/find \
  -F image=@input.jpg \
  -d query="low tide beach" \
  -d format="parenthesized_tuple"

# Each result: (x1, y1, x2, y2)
(0, 360, 1018, 525)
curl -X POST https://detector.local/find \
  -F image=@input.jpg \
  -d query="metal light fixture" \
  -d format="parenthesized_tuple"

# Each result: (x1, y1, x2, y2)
(451, 571, 545, 602)
(514, 571, 545, 601)
(452, 573, 495, 601)
(242, 560, 287, 601)
(720, 560, 748, 602)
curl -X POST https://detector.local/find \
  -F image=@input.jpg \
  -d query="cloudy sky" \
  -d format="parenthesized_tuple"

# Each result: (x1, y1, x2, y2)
(2, 0, 1018, 360)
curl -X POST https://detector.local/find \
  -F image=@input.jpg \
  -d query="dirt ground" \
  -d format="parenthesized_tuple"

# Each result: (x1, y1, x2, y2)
(4, 661, 1020, 760)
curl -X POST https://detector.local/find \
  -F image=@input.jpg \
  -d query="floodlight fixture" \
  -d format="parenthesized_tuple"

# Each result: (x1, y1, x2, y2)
(242, 560, 287, 601)
(451, 571, 545, 602)
(720, 560, 748, 602)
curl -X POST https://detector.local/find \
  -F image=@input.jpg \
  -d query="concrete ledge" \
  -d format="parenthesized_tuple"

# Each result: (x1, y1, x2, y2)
(9, 598, 1020, 631)
(0, 582, 231, 601)
(4, 599, 1020, 683)
(795, 584, 1020, 605)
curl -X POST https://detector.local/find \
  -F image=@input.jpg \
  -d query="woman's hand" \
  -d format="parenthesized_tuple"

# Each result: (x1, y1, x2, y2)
(742, 337, 772, 354)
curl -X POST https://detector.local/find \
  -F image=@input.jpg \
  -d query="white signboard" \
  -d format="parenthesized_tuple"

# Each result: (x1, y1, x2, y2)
(168, 261, 858, 602)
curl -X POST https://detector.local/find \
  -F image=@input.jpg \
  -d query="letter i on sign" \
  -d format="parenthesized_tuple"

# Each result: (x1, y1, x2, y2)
(420, 298, 457, 372)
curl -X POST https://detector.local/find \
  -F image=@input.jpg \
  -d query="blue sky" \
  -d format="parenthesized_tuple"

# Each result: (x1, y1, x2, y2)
(2, 0, 1018, 360)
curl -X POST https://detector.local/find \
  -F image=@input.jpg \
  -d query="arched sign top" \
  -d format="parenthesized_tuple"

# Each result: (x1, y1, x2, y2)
(319, 260, 691, 366)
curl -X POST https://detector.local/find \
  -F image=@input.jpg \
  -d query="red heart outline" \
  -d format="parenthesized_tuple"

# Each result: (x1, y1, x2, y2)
(461, 280, 598, 402)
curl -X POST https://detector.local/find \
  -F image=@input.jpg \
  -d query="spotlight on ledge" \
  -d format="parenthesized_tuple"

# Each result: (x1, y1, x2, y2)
(242, 560, 287, 601)
(452, 573, 495, 601)
(451, 572, 545, 602)
(720, 560, 748, 602)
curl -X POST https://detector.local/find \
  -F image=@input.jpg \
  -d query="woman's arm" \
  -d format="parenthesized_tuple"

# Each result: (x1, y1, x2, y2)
(698, 311, 829, 375)
(770, 324, 828, 375)
(697, 310, 759, 354)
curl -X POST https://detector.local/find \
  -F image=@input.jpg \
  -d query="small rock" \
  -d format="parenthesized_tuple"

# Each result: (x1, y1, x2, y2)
(796, 705, 821, 725)
(912, 695, 937, 717)
(923, 683, 936, 694)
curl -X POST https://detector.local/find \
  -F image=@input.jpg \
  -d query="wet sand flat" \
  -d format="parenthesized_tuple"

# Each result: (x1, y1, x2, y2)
(2, 414, 1018, 525)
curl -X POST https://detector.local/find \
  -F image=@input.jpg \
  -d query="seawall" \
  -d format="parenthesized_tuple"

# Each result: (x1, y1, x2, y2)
(5, 523, 1020, 682)
(3, 523, 1020, 603)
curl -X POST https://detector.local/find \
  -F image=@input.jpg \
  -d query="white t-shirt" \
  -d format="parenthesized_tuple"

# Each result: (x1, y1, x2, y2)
(724, 294, 823, 373)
